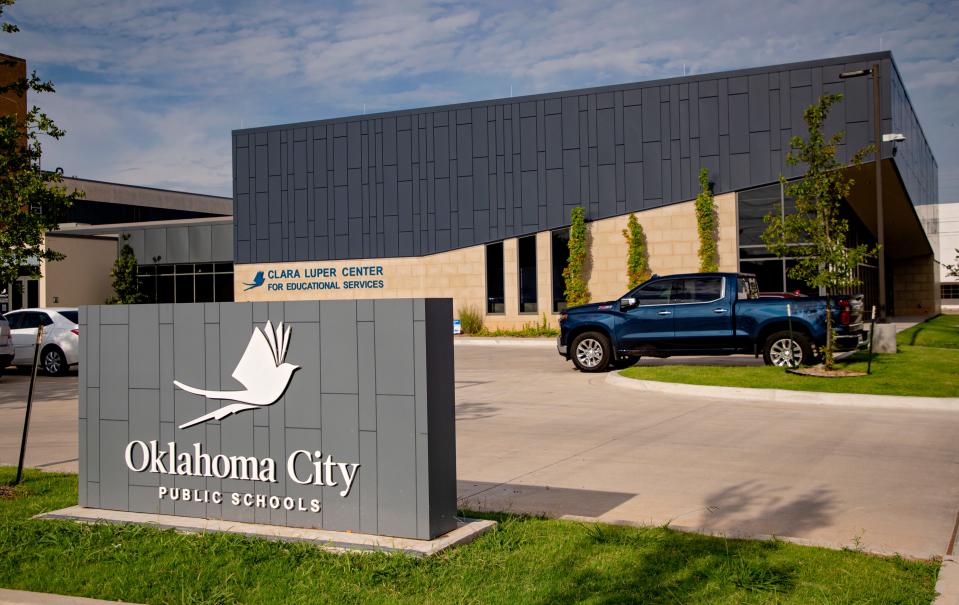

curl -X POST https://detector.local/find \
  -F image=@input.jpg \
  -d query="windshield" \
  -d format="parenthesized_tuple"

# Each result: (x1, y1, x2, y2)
(58, 310, 79, 324)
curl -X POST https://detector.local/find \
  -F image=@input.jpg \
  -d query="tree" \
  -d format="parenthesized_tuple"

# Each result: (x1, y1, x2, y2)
(761, 93, 876, 369)
(622, 213, 650, 289)
(0, 0, 81, 287)
(563, 206, 591, 307)
(942, 251, 959, 278)
(695, 168, 719, 272)
(105, 235, 143, 304)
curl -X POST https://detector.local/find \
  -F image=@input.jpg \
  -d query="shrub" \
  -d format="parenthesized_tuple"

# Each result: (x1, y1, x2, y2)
(622, 213, 651, 289)
(105, 234, 143, 304)
(563, 206, 591, 307)
(695, 168, 719, 272)
(458, 305, 484, 335)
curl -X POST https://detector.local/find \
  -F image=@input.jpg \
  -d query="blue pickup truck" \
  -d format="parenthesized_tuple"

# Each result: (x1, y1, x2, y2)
(557, 272, 864, 372)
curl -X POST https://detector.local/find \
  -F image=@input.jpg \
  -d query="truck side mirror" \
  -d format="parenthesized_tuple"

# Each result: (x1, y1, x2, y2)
(620, 297, 637, 310)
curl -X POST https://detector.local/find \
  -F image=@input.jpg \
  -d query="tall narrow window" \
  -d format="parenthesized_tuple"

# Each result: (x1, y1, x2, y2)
(551, 229, 569, 312)
(518, 235, 537, 313)
(485, 242, 504, 314)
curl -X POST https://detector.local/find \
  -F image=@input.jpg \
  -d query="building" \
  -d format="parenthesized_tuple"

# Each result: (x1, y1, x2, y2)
(0, 52, 234, 311)
(3, 178, 231, 311)
(224, 51, 939, 327)
(8, 51, 939, 324)
(938, 202, 959, 312)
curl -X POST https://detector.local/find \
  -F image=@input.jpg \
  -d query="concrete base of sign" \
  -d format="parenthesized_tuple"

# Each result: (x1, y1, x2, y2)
(871, 323, 898, 354)
(36, 507, 495, 557)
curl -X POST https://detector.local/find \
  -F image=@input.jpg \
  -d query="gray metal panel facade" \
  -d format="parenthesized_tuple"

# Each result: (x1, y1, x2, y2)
(233, 52, 937, 264)
(117, 220, 235, 265)
(78, 299, 458, 540)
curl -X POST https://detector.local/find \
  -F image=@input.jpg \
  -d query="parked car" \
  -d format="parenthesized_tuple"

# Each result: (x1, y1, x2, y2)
(3, 308, 79, 376)
(0, 316, 13, 378)
(557, 273, 863, 372)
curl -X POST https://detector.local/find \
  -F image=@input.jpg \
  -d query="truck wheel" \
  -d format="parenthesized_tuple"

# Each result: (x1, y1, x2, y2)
(571, 332, 612, 372)
(762, 331, 813, 368)
(42, 346, 69, 377)
(612, 355, 639, 369)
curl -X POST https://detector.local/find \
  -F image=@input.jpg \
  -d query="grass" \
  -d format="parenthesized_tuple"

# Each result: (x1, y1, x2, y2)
(898, 314, 959, 349)
(621, 315, 959, 398)
(0, 468, 940, 604)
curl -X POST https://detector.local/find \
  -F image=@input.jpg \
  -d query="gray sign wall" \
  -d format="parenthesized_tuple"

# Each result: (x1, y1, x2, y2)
(78, 298, 457, 540)
(232, 51, 936, 266)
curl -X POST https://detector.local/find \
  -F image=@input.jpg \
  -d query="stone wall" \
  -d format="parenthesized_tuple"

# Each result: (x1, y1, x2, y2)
(235, 193, 738, 330)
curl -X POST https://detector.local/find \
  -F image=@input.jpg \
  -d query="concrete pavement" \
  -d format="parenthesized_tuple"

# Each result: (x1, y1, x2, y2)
(2, 345, 958, 559)
(453, 344, 959, 559)
(0, 369, 78, 473)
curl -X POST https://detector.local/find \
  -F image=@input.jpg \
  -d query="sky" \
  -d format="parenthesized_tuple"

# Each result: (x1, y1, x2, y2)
(1, 0, 957, 200)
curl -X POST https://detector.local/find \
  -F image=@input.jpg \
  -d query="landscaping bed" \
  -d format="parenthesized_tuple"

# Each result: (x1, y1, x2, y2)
(0, 469, 941, 604)
(621, 315, 959, 398)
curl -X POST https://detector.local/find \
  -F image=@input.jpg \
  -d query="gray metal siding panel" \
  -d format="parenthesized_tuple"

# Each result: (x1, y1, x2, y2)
(234, 52, 935, 262)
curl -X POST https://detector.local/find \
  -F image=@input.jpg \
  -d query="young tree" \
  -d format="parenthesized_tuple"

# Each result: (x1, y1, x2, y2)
(761, 93, 876, 369)
(695, 168, 719, 272)
(942, 250, 959, 278)
(622, 213, 651, 289)
(105, 235, 143, 304)
(0, 0, 81, 287)
(563, 206, 591, 307)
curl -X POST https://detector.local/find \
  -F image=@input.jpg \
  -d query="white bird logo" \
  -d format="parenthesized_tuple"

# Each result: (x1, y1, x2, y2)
(176, 321, 299, 429)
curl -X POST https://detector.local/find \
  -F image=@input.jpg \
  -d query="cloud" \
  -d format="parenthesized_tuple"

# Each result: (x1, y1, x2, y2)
(0, 0, 956, 200)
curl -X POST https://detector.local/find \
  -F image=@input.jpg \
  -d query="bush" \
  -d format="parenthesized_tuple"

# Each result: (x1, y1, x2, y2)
(695, 169, 719, 272)
(623, 213, 651, 289)
(563, 206, 591, 307)
(458, 305, 484, 335)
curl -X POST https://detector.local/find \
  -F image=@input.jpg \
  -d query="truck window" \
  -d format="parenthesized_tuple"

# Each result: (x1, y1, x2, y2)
(634, 280, 676, 305)
(737, 276, 760, 300)
(677, 277, 723, 303)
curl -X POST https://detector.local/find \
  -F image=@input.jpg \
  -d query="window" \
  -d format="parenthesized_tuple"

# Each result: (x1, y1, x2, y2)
(518, 235, 537, 313)
(485, 242, 504, 314)
(943, 284, 959, 300)
(737, 182, 878, 307)
(550, 229, 569, 313)
(137, 262, 234, 304)
(632, 279, 675, 305)
(58, 311, 78, 324)
(5, 311, 23, 329)
(737, 276, 759, 300)
(678, 277, 723, 303)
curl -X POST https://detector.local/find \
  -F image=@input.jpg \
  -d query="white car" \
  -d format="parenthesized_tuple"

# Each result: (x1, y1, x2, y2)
(4, 308, 79, 376)
(0, 316, 13, 378)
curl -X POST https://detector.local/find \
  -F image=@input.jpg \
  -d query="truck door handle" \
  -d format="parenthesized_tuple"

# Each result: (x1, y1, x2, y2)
(657, 310, 672, 316)
(713, 308, 728, 314)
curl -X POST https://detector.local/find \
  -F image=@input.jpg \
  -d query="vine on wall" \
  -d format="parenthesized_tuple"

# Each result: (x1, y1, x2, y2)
(623, 213, 651, 289)
(695, 168, 719, 272)
(563, 206, 591, 307)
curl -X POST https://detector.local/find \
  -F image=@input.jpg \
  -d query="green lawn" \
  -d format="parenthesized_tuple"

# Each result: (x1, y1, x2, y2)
(621, 315, 959, 398)
(0, 469, 940, 604)
(898, 314, 959, 349)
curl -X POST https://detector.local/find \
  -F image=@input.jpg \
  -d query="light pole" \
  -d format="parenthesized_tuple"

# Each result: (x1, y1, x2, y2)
(840, 63, 886, 318)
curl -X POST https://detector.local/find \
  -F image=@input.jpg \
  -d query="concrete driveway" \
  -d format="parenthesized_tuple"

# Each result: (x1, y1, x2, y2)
(2, 347, 958, 558)
(453, 344, 959, 559)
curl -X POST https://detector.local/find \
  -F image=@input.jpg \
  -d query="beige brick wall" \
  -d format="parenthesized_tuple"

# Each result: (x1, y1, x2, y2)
(235, 193, 738, 330)
(891, 253, 940, 317)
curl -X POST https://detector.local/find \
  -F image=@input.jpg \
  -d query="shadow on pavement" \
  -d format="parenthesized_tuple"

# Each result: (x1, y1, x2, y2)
(697, 480, 837, 540)
(0, 370, 79, 407)
(458, 480, 635, 518)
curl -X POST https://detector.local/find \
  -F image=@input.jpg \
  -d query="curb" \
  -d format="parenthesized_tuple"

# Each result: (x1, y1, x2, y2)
(936, 556, 958, 605)
(606, 372, 959, 411)
(454, 337, 555, 348)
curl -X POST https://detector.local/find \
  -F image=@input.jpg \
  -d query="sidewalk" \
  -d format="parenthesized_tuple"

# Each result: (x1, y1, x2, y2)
(0, 589, 140, 605)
